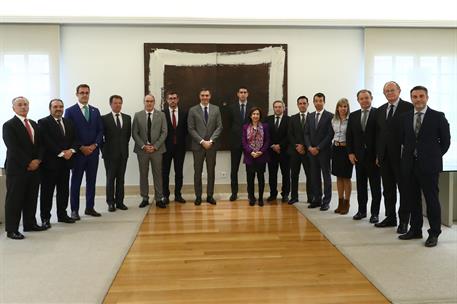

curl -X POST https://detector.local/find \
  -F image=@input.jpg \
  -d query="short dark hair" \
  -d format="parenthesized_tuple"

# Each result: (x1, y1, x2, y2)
(166, 90, 179, 98)
(109, 95, 123, 105)
(410, 85, 428, 95)
(238, 86, 248, 92)
(297, 96, 308, 103)
(272, 100, 284, 107)
(199, 88, 211, 95)
(313, 92, 326, 102)
(49, 98, 64, 109)
(247, 106, 263, 123)
(76, 84, 90, 93)
(356, 89, 373, 99)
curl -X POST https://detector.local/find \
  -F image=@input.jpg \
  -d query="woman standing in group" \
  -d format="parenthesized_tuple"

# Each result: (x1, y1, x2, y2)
(331, 98, 354, 214)
(242, 107, 270, 206)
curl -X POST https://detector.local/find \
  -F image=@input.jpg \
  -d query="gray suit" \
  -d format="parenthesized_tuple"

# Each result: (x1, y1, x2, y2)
(187, 103, 223, 197)
(132, 110, 167, 202)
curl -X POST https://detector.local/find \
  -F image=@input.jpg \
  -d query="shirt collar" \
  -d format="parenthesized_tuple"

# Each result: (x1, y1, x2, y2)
(239, 100, 247, 106)
(15, 114, 27, 122)
(388, 98, 400, 108)
(78, 102, 89, 109)
(169, 107, 178, 112)
(145, 109, 154, 115)
(414, 106, 428, 115)
(112, 111, 121, 116)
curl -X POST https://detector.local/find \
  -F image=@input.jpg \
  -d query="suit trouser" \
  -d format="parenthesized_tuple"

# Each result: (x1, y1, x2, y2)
(162, 146, 186, 198)
(104, 156, 128, 206)
(290, 153, 312, 202)
(40, 166, 70, 220)
(380, 154, 409, 223)
(230, 147, 243, 195)
(405, 161, 441, 237)
(137, 152, 163, 202)
(268, 152, 290, 197)
(70, 152, 99, 211)
(246, 163, 266, 200)
(193, 148, 217, 198)
(309, 152, 332, 204)
(5, 171, 40, 232)
(355, 161, 381, 216)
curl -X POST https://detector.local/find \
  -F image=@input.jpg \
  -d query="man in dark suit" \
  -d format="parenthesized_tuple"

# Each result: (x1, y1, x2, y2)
(38, 99, 78, 229)
(304, 92, 334, 211)
(162, 90, 187, 204)
(266, 100, 290, 203)
(187, 88, 223, 205)
(65, 84, 104, 220)
(227, 86, 253, 201)
(102, 95, 131, 212)
(288, 96, 312, 205)
(375, 81, 414, 233)
(2, 96, 46, 240)
(398, 86, 450, 247)
(347, 90, 381, 223)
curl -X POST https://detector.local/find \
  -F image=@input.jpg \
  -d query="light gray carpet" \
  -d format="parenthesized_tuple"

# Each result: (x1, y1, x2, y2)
(0, 196, 148, 304)
(294, 194, 457, 304)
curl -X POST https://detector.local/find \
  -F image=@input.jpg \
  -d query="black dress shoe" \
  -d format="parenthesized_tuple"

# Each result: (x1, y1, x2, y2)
(374, 217, 397, 228)
(85, 208, 102, 217)
(320, 203, 330, 211)
(267, 196, 277, 202)
(258, 199, 264, 207)
(108, 204, 116, 212)
(308, 202, 321, 209)
(7, 231, 25, 240)
(397, 222, 408, 234)
(249, 199, 256, 206)
(288, 198, 299, 205)
(42, 219, 52, 229)
(139, 200, 150, 208)
(156, 200, 167, 208)
(175, 196, 186, 203)
(194, 196, 202, 205)
(116, 203, 128, 210)
(425, 235, 438, 247)
(163, 197, 170, 205)
(229, 193, 237, 201)
(71, 211, 81, 221)
(353, 212, 367, 220)
(369, 215, 379, 223)
(281, 196, 289, 203)
(23, 224, 47, 232)
(58, 216, 76, 224)
(206, 196, 216, 205)
(398, 230, 423, 240)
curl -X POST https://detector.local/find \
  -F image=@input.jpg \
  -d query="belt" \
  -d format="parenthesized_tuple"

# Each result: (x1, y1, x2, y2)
(334, 141, 346, 147)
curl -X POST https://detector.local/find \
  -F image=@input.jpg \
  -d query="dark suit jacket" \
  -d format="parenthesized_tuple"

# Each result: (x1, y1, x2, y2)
(265, 114, 289, 153)
(346, 108, 378, 165)
(400, 107, 450, 174)
(2, 116, 43, 175)
(64, 103, 104, 156)
(163, 107, 188, 151)
(242, 123, 270, 165)
(288, 112, 308, 155)
(227, 102, 253, 149)
(304, 110, 334, 155)
(101, 113, 131, 160)
(375, 99, 413, 164)
(38, 115, 78, 170)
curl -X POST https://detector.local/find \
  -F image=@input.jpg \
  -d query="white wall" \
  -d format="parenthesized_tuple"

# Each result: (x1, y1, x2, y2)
(60, 25, 364, 187)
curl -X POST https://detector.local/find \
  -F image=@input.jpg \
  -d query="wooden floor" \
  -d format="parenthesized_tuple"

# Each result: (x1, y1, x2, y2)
(104, 201, 388, 304)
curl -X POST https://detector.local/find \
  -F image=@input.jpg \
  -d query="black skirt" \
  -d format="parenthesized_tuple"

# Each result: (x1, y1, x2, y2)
(331, 145, 353, 178)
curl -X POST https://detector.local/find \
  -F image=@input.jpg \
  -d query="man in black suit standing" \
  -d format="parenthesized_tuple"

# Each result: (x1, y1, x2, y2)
(38, 99, 77, 229)
(266, 100, 290, 202)
(288, 96, 312, 205)
(398, 86, 450, 247)
(347, 90, 381, 223)
(2, 96, 46, 240)
(162, 91, 187, 204)
(227, 86, 253, 201)
(102, 95, 131, 212)
(304, 93, 334, 211)
(375, 81, 414, 233)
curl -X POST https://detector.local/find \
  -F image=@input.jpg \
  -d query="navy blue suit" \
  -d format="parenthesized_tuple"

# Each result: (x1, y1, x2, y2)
(304, 110, 334, 205)
(64, 103, 103, 212)
(400, 107, 450, 236)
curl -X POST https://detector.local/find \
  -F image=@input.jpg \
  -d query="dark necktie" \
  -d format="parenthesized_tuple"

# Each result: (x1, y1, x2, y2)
(57, 118, 65, 136)
(415, 112, 423, 138)
(315, 112, 320, 129)
(172, 109, 177, 144)
(83, 105, 90, 121)
(275, 116, 280, 129)
(204, 106, 208, 124)
(300, 113, 306, 128)
(147, 112, 152, 143)
(240, 103, 245, 121)
(24, 118, 34, 143)
(361, 110, 368, 132)
(387, 104, 394, 120)
(115, 113, 121, 129)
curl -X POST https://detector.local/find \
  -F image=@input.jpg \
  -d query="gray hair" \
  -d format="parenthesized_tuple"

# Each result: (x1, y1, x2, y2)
(12, 96, 29, 105)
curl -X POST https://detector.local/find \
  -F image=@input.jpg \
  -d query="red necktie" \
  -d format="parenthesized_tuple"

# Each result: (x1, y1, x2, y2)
(24, 118, 34, 143)
(172, 110, 177, 144)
